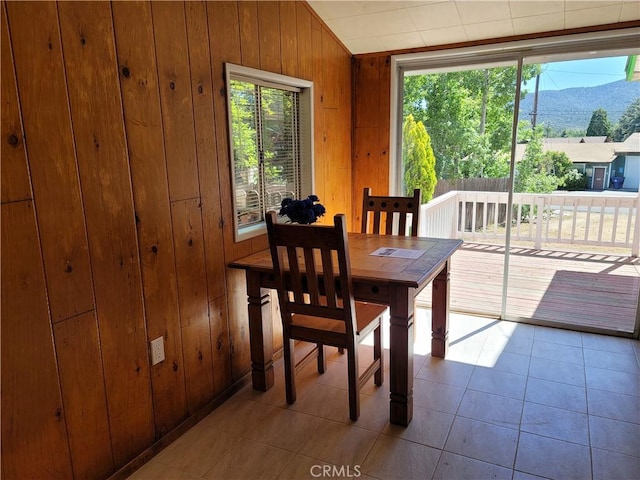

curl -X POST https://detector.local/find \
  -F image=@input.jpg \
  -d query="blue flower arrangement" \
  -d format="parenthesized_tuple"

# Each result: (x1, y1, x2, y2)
(279, 195, 326, 224)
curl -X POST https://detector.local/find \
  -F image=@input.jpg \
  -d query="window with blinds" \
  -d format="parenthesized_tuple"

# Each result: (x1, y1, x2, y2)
(226, 64, 314, 241)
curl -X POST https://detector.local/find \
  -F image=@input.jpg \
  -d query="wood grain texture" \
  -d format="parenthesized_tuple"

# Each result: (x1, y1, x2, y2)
(172, 198, 210, 328)
(1, 5, 31, 204)
(53, 312, 114, 480)
(321, 28, 340, 109)
(185, 0, 227, 302)
(258, 1, 281, 73)
(238, 1, 260, 68)
(2, 1, 355, 475)
(352, 54, 392, 229)
(296, 2, 312, 80)
(280, 1, 298, 77)
(152, 1, 200, 202)
(210, 295, 232, 396)
(207, 0, 253, 263)
(1, 201, 73, 479)
(58, 1, 154, 465)
(5, 1, 94, 322)
(181, 317, 215, 413)
(111, 0, 188, 438)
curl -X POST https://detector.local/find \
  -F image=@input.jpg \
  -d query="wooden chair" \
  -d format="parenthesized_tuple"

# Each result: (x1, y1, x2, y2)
(266, 211, 384, 421)
(361, 187, 421, 236)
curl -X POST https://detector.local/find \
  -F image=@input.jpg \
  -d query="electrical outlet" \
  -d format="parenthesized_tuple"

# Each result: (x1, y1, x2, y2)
(150, 337, 165, 365)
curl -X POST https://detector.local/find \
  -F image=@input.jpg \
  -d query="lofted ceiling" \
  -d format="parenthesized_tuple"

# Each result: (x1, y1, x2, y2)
(307, 0, 640, 55)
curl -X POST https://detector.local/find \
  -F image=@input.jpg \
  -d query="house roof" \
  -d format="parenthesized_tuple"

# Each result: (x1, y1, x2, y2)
(542, 136, 611, 144)
(616, 132, 640, 153)
(514, 139, 617, 164)
(514, 133, 640, 164)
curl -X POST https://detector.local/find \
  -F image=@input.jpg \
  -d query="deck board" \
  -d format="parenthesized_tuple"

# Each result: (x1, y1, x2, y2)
(417, 242, 640, 335)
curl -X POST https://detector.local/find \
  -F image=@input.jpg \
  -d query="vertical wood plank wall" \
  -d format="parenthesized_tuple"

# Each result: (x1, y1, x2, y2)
(351, 54, 392, 230)
(0, 1, 351, 478)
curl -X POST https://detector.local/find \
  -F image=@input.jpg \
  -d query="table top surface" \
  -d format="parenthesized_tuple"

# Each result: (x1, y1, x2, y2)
(229, 234, 463, 289)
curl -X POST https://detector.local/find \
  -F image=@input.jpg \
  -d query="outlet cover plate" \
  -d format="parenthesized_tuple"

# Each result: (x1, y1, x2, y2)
(150, 337, 165, 365)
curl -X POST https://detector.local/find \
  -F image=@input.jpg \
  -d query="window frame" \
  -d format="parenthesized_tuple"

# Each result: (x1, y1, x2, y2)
(225, 63, 314, 242)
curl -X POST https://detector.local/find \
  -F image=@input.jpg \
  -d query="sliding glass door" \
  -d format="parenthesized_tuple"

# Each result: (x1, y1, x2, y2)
(504, 52, 640, 334)
(401, 58, 525, 318)
(392, 31, 640, 336)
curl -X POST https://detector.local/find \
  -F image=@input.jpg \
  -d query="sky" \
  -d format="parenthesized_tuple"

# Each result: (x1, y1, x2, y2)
(537, 56, 628, 91)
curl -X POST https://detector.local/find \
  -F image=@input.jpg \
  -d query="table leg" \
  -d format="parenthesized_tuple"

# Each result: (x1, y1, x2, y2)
(431, 260, 450, 358)
(247, 270, 274, 391)
(389, 285, 414, 426)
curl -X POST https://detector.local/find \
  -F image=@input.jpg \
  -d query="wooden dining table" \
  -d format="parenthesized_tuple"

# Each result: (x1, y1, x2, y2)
(229, 233, 463, 426)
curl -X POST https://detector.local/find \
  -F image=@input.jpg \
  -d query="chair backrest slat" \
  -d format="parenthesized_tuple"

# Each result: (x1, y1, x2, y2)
(266, 211, 356, 337)
(361, 187, 421, 236)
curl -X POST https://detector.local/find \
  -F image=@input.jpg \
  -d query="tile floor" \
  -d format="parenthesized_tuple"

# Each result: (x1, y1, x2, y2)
(129, 310, 640, 480)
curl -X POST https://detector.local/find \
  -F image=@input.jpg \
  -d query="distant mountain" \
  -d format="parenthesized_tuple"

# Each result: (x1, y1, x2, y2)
(518, 80, 640, 132)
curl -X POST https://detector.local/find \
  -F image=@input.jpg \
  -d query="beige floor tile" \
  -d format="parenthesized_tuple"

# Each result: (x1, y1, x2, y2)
(583, 347, 640, 374)
(199, 398, 275, 436)
(528, 356, 585, 386)
(126, 312, 640, 480)
(476, 348, 531, 375)
(445, 339, 484, 363)
(245, 408, 323, 453)
(360, 434, 440, 480)
(274, 454, 330, 480)
(515, 432, 591, 480)
(496, 334, 534, 356)
(589, 415, 640, 458)
(587, 388, 640, 424)
(433, 451, 512, 480)
(592, 448, 640, 480)
(512, 471, 549, 480)
(444, 416, 518, 468)
(325, 391, 390, 432)
(127, 461, 201, 480)
(412, 377, 465, 414)
(382, 404, 454, 449)
(298, 420, 378, 466)
(152, 424, 242, 477)
(525, 377, 587, 413)
(532, 340, 584, 365)
(534, 326, 583, 347)
(521, 402, 589, 445)
(416, 355, 475, 387)
(457, 389, 523, 429)
(467, 367, 527, 399)
(287, 381, 350, 420)
(581, 332, 635, 354)
(586, 366, 640, 396)
(203, 437, 294, 480)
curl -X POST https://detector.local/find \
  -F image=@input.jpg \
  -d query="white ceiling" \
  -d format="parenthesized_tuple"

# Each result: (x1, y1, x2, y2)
(307, 0, 640, 55)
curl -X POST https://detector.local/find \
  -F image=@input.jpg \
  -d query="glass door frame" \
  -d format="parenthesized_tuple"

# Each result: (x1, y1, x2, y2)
(389, 28, 640, 322)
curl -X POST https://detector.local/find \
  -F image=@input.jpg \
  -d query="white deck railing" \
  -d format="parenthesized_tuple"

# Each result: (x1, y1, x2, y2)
(420, 190, 640, 257)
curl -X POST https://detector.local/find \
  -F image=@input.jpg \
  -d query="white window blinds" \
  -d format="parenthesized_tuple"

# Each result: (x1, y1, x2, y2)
(226, 64, 313, 241)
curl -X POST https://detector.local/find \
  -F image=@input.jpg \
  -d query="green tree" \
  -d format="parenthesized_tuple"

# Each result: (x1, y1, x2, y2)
(402, 115, 437, 203)
(403, 64, 540, 179)
(612, 98, 640, 141)
(515, 127, 563, 193)
(586, 108, 612, 137)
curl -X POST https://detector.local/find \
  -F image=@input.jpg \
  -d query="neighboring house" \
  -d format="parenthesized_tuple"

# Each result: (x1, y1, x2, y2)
(611, 132, 640, 191)
(515, 133, 640, 191)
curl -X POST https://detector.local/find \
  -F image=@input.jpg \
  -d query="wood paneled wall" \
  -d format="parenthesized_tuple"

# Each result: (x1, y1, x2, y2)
(351, 54, 391, 228)
(0, 1, 351, 478)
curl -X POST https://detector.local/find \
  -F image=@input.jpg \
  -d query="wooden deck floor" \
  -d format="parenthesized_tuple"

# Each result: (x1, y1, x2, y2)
(417, 242, 640, 336)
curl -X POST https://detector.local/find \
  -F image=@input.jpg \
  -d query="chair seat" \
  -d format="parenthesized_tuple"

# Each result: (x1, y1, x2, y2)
(290, 301, 386, 345)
